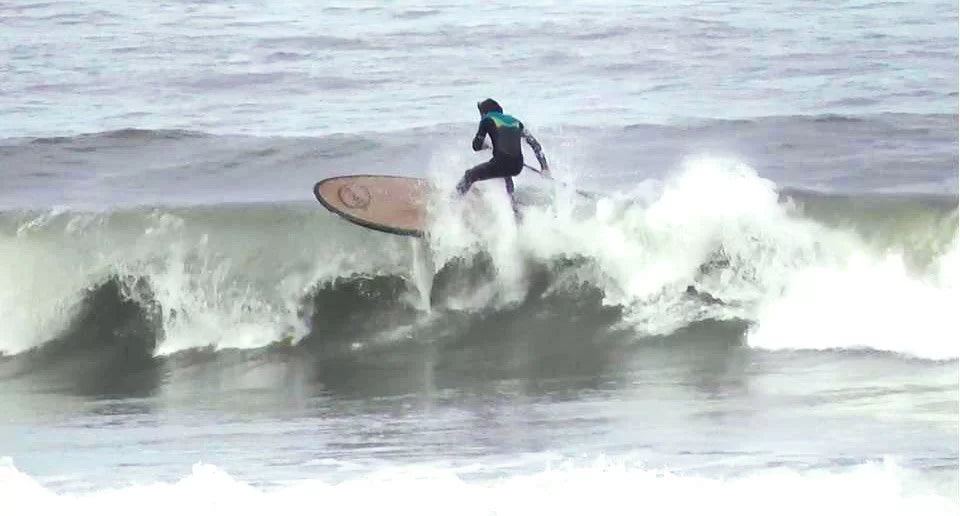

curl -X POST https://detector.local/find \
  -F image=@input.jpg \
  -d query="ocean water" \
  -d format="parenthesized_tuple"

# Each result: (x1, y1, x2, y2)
(1, 0, 958, 514)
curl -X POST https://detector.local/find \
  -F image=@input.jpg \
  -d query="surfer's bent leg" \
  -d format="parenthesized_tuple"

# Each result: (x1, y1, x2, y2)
(457, 159, 500, 195)
(457, 157, 523, 196)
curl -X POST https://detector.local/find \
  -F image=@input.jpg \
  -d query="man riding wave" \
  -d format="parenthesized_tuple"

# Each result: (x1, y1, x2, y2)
(456, 99, 550, 206)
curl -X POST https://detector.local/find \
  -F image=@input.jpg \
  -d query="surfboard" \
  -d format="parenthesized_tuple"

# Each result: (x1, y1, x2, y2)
(313, 175, 430, 237)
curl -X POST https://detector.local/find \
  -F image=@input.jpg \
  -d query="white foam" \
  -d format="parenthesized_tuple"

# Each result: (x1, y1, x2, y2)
(747, 248, 959, 360)
(425, 151, 533, 309)
(1, 456, 955, 516)
(482, 156, 834, 333)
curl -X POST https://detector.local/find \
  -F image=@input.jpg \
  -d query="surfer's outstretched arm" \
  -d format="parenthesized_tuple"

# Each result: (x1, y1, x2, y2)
(521, 126, 549, 176)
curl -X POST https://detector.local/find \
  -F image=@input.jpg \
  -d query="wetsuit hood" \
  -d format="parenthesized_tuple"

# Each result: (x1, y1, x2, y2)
(477, 98, 503, 115)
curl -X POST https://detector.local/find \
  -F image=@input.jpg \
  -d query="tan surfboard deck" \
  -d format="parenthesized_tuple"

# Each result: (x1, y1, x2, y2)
(313, 175, 431, 237)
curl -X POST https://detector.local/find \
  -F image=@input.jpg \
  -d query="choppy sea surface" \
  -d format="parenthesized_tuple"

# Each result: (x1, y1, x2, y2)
(1, 1, 957, 514)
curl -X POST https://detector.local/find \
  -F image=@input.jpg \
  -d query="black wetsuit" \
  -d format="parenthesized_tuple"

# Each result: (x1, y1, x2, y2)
(456, 111, 548, 195)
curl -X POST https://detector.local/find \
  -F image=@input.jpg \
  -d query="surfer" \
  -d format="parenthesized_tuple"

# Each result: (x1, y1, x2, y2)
(456, 99, 550, 208)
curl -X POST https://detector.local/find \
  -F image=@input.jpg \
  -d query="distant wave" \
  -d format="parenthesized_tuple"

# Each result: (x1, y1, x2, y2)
(0, 112, 955, 212)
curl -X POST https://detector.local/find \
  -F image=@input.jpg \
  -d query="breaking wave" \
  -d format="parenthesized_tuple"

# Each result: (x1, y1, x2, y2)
(0, 157, 956, 368)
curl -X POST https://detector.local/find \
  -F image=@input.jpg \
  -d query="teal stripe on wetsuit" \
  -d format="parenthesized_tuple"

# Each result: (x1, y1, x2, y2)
(484, 112, 520, 129)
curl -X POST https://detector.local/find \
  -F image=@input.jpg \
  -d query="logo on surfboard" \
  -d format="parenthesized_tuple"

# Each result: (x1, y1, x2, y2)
(338, 184, 371, 209)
